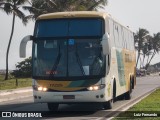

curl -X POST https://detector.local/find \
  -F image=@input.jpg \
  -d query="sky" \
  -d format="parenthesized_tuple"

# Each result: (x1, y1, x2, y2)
(0, 0, 160, 70)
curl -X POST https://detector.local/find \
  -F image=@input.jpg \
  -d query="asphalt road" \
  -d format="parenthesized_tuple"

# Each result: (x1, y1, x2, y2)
(0, 75, 160, 120)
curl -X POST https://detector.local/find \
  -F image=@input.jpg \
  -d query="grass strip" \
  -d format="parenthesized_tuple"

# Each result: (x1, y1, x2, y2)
(0, 75, 32, 90)
(114, 88, 160, 120)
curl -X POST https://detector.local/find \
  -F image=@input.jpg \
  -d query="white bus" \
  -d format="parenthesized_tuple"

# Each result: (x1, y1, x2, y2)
(20, 11, 136, 111)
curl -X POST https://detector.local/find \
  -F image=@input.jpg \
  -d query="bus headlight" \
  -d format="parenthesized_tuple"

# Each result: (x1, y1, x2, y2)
(87, 84, 105, 91)
(38, 86, 43, 91)
(37, 86, 48, 92)
(43, 87, 48, 91)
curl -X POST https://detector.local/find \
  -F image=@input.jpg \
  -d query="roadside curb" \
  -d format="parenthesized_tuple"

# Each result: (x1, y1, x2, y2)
(0, 87, 33, 103)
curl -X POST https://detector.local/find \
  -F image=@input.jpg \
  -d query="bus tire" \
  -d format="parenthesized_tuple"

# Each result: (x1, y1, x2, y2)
(132, 78, 135, 89)
(113, 80, 116, 102)
(124, 80, 132, 100)
(47, 103, 59, 111)
(103, 80, 116, 110)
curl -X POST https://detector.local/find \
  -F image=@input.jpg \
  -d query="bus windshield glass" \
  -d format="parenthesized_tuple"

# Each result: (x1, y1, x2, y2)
(33, 18, 105, 80)
(35, 18, 103, 37)
(33, 39, 106, 79)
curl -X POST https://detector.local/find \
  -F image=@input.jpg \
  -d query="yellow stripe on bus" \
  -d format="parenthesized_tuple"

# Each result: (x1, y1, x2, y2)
(37, 80, 85, 91)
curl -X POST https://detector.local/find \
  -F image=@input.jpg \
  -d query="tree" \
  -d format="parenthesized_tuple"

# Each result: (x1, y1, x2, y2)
(134, 28, 160, 70)
(145, 32, 160, 69)
(11, 57, 32, 78)
(0, 0, 28, 80)
(134, 28, 149, 68)
(23, 0, 108, 20)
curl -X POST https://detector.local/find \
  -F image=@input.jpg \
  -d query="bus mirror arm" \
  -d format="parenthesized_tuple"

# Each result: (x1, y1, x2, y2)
(102, 33, 110, 55)
(19, 35, 33, 58)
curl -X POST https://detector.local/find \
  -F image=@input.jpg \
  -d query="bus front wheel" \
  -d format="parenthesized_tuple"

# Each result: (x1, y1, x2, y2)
(103, 80, 115, 109)
(47, 103, 59, 111)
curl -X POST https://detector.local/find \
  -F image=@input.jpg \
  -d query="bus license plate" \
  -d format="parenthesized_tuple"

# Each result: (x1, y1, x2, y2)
(63, 95, 75, 99)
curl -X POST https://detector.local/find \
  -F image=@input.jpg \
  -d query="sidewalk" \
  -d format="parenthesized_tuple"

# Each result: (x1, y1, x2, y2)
(0, 87, 33, 102)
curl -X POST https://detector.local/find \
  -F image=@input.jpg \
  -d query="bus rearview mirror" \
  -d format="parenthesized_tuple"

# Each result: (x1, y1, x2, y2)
(19, 35, 33, 58)
(102, 33, 110, 55)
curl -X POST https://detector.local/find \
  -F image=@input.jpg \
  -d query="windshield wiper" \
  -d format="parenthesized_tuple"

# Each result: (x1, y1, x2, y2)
(75, 44, 85, 76)
(50, 45, 61, 76)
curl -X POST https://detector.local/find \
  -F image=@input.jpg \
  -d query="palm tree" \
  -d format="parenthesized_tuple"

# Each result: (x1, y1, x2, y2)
(134, 28, 149, 68)
(23, 0, 108, 20)
(145, 37, 153, 68)
(145, 32, 160, 70)
(0, 0, 28, 80)
(88, 0, 108, 10)
(141, 43, 148, 68)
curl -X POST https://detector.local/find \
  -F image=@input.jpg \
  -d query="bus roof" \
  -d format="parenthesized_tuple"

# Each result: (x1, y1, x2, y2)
(37, 11, 109, 20)
(37, 11, 133, 33)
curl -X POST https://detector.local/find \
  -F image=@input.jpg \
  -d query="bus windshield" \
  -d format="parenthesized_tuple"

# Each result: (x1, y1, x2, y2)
(33, 39, 106, 79)
(32, 18, 105, 80)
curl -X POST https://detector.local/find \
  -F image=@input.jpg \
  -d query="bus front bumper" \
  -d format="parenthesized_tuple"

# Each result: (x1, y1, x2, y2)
(33, 89, 109, 103)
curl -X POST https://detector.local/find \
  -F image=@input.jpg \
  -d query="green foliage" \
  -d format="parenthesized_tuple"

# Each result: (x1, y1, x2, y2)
(11, 57, 32, 78)
(0, 0, 29, 25)
(23, 0, 108, 19)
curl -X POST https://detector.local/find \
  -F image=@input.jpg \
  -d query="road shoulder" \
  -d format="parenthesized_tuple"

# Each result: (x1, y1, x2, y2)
(0, 87, 32, 102)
